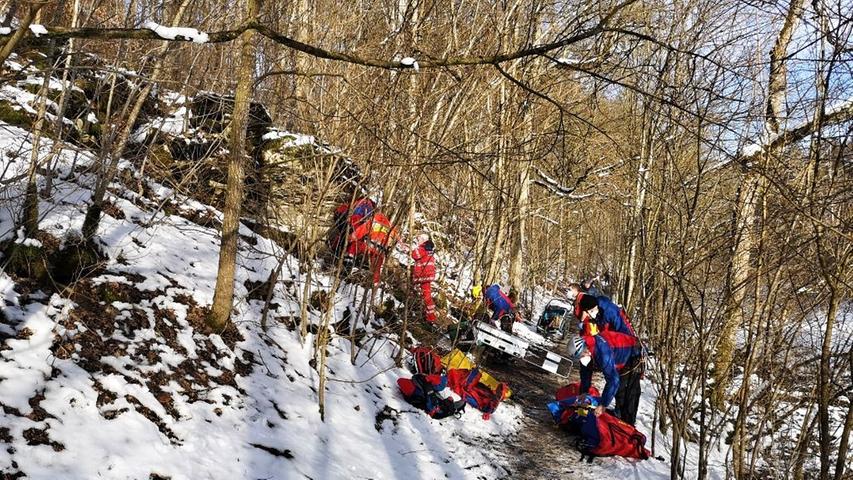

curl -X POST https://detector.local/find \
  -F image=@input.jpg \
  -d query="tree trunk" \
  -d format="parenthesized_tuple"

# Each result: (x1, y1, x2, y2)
(21, 44, 54, 237)
(714, 0, 804, 406)
(817, 274, 840, 480)
(0, 3, 44, 70)
(209, 0, 261, 330)
(508, 159, 530, 293)
(833, 345, 853, 480)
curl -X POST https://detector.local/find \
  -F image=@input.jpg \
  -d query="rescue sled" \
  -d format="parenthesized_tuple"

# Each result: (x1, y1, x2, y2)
(473, 321, 573, 378)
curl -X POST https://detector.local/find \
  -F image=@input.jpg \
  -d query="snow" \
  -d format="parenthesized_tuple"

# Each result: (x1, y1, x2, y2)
(400, 56, 420, 71)
(28, 24, 47, 37)
(14, 237, 43, 247)
(131, 103, 189, 142)
(143, 21, 209, 44)
(262, 129, 316, 147)
(0, 27, 11, 35)
(742, 142, 762, 157)
(0, 120, 523, 479)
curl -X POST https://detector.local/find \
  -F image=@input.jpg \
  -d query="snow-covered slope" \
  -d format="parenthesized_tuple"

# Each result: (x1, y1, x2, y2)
(0, 121, 522, 479)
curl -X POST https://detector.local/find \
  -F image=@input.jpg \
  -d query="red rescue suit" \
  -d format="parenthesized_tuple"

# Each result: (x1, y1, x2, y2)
(411, 239, 437, 323)
(345, 211, 398, 285)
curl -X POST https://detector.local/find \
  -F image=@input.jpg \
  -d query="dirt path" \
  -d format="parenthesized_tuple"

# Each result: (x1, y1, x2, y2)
(482, 344, 587, 479)
(408, 321, 588, 478)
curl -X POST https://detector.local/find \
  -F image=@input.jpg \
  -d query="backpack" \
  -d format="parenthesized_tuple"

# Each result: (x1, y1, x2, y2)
(446, 368, 508, 420)
(409, 346, 442, 375)
(546, 391, 649, 460)
(397, 374, 465, 420)
(576, 410, 650, 460)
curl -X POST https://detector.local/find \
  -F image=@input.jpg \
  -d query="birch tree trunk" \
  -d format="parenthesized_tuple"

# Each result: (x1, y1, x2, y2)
(21, 45, 54, 237)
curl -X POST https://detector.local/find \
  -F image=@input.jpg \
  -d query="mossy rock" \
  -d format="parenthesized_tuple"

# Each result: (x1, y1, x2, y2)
(0, 102, 34, 129)
(4, 242, 50, 283)
(16, 50, 52, 70)
(21, 83, 63, 104)
(167, 137, 222, 162)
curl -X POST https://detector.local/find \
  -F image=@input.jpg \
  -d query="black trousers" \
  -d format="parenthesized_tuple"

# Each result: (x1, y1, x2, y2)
(615, 355, 643, 425)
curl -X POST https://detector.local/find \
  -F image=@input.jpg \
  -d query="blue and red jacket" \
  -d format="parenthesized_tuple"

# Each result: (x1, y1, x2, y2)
(575, 293, 637, 338)
(597, 296, 637, 337)
(483, 284, 514, 324)
(579, 332, 641, 408)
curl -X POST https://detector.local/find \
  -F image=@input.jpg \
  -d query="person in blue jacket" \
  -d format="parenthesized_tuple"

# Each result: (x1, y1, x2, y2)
(575, 292, 637, 338)
(572, 332, 643, 425)
(473, 284, 517, 332)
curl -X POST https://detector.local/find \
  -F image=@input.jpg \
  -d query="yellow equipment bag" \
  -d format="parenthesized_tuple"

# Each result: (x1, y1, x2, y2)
(441, 349, 512, 399)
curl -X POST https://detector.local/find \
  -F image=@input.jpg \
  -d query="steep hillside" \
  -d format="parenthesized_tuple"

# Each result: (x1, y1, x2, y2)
(0, 118, 523, 479)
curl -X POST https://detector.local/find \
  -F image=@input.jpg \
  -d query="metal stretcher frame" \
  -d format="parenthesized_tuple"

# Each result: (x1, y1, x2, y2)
(473, 321, 574, 378)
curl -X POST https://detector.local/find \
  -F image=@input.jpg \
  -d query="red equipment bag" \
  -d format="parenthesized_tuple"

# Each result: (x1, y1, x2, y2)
(578, 410, 650, 460)
(555, 382, 600, 402)
(409, 346, 442, 375)
(446, 368, 508, 420)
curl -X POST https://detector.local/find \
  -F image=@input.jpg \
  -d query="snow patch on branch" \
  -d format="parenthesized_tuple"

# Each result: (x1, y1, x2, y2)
(400, 56, 420, 72)
(0, 27, 11, 36)
(143, 21, 209, 44)
(533, 168, 593, 200)
(28, 24, 47, 37)
(554, 56, 579, 65)
(826, 97, 853, 117)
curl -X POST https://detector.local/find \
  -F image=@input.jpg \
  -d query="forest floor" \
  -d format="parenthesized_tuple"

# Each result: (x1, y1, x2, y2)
(486, 348, 586, 479)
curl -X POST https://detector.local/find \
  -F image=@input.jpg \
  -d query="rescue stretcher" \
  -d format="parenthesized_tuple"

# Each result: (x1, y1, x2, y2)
(473, 321, 574, 378)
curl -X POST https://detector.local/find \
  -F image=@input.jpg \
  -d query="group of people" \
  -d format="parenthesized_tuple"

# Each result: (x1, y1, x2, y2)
(568, 283, 644, 426)
(328, 197, 438, 324)
(329, 198, 644, 427)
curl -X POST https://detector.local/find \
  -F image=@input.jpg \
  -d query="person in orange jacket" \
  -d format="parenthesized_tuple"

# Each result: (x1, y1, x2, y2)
(344, 210, 398, 285)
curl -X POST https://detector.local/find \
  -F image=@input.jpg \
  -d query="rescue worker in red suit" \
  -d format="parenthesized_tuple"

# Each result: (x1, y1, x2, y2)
(410, 233, 437, 324)
(344, 211, 397, 285)
(330, 198, 398, 285)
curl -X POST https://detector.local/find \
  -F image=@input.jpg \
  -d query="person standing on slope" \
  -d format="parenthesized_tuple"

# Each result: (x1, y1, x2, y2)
(410, 233, 437, 324)
(575, 292, 637, 338)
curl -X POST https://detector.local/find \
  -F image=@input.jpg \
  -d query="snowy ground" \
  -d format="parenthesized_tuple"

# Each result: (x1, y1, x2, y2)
(0, 121, 523, 479)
